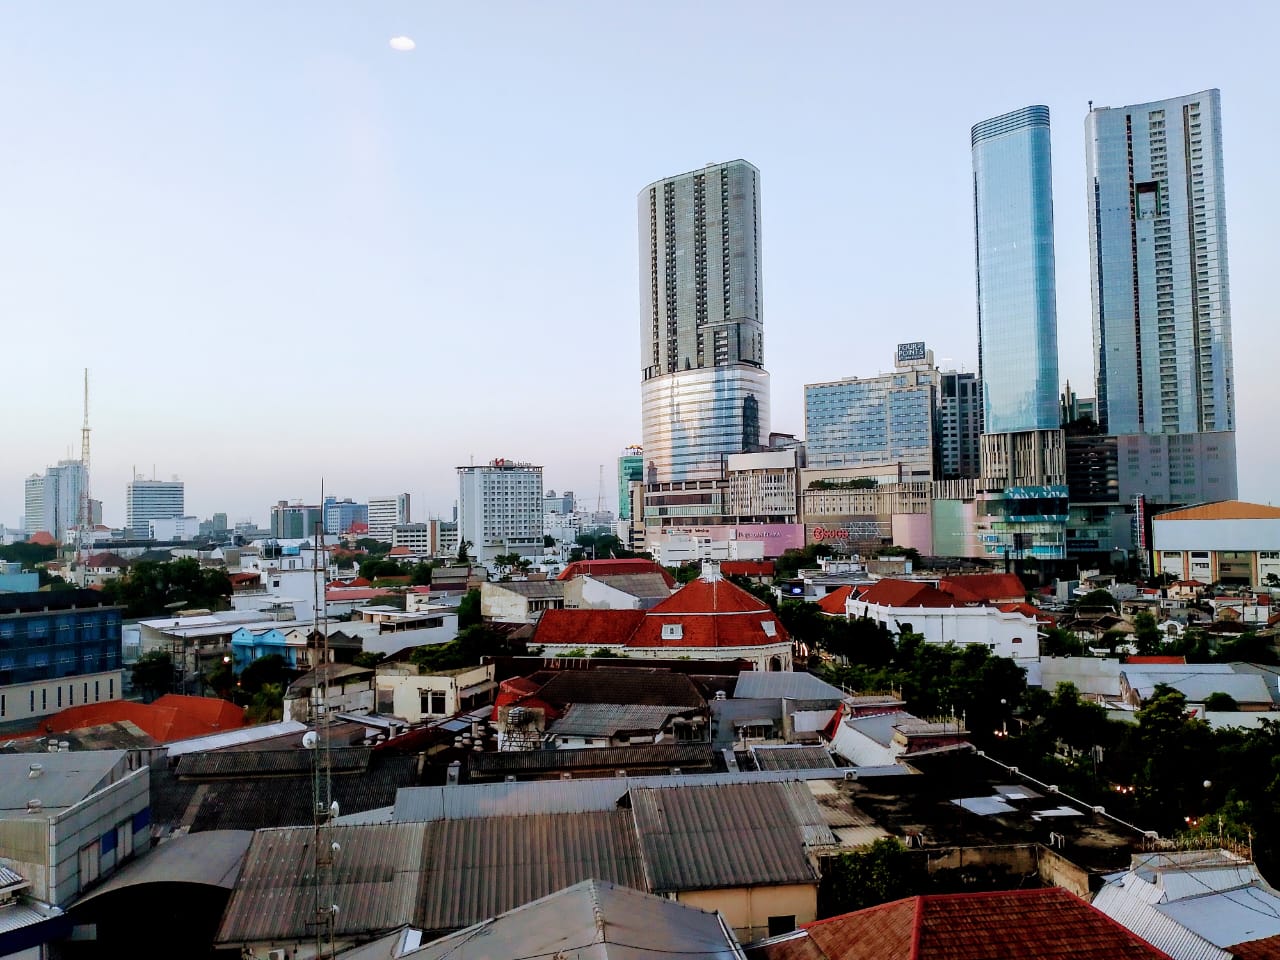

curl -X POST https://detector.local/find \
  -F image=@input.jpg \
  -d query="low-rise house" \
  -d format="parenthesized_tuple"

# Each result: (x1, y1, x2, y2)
(1118, 663, 1275, 710)
(826, 701, 970, 767)
(283, 664, 376, 723)
(480, 579, 565, 624)
(844, 579, 1040, 660)
(229, 626, 295, 670)
(1092, 849, 1280, 960)
(561, 572, 675, 610)
(375, 662, 496, 724)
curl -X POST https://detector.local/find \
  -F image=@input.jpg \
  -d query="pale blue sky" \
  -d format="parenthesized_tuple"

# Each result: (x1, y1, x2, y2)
(2, 1, 1275, 527)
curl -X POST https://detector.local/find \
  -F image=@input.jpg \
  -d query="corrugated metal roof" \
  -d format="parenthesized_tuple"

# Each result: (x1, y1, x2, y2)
(629, 781, 820, 893)
(733, 672, 846, 702)
(413, 811, 646, 933)
(0, 901, 63, 937)
(1123, 670, 1273, 704)
(468, 742, 714, 775)
(547, 703, 694, 738)
(166, 720, 307, 757)
(403, 879, 740, 960)
(75, 830, 252, 904)
(175, 746, 372, 778)
(394, 769, 882, 823)
(751, 745, 836, 771)
(1092, 884, 1229, 960)
(216, 822, 429, 944)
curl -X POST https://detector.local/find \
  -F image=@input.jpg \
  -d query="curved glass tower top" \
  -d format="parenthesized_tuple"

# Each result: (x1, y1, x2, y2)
(972, 105, 1061, 435)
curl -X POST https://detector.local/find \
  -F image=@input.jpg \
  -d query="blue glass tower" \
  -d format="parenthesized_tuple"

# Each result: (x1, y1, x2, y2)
(972, 106, 1060, 435)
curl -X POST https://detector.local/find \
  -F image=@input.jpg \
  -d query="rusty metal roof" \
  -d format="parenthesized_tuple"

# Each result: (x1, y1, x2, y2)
(468, 742, 714, 776)
(216, 822, 428, 945)
(175, 746, 373, 778)
(629, 781, 822, 893)
(413, 811, 646, 934)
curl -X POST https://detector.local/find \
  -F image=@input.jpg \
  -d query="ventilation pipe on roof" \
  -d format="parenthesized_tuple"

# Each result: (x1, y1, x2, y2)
(27, 763, 42, 778)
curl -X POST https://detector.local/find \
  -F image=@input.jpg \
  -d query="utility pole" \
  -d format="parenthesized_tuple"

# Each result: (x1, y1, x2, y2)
(77, 369, 92, 569)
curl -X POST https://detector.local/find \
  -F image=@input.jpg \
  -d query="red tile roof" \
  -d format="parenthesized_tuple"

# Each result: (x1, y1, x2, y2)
(1231, 935, 1280, 960)
(27, 531, 55, 546)
(43, 694, 246, 743)
(939, 573, 1027, 603)
(85, 552, 127, 569)
(534, 576, 791, 651)
(770, 888, 1175, 960)
(854, 580, 959, 609)
(388, 546, 413, 556)
(721, 561, 776, 577)
(818, 586, 855, 616)
(997, 602, 1056, 623)
(229, 572, 262, 586)
(532, 609, 646, 648)
(1126, 655, 1187, 664)
(557, 559, 677, 587)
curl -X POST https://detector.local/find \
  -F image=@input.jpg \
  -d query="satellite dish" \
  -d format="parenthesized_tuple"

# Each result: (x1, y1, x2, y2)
(303, 731, 319, 749)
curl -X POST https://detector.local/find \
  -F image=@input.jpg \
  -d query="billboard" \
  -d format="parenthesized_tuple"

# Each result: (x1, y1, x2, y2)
(665, 523, 805, 557)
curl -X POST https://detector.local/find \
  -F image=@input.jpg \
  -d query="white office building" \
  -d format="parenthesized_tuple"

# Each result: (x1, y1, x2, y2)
(126, 478, 185, 537)
(367, 494, 410, 542)
(458, 459, 544, 565)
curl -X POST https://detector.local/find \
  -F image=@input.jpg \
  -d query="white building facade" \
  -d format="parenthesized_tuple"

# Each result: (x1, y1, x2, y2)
(126, 478, 185, 537)
(457, 460, 544, 565)
(367, 494, 411, 542)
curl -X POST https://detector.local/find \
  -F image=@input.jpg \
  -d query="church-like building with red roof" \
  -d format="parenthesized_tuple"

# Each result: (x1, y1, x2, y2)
(532, 564, 793, 671)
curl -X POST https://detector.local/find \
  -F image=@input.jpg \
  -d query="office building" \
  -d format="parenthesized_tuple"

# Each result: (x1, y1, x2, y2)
(323, 497, 368, 536)
(972, 105, 1066, 561)
(0, 589, 124, 726)
(937, 371, 982, 480)
(617, 447, 644, 520)
(638, 160, 770, 485)
(126, 478, 185, 538)
(367, 494, 410, 542)
(269, 501, 324, 540)
(543, 491, 574, 515)
(804, 342, 939, 478)
(23, 474, 44, 536)
(458, 460, 544, 565)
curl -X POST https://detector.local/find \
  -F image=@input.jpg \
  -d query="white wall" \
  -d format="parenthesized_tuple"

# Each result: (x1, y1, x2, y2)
(846, 598, 1039, 660)
(1154, 517, 1280, 552)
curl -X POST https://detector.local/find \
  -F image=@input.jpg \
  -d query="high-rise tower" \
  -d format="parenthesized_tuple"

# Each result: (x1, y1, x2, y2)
(638, 160, 770, 484)
(973, 106, 1060, 436)
(1085, 89, 1235, 440)
(972, 106, 1067, 561)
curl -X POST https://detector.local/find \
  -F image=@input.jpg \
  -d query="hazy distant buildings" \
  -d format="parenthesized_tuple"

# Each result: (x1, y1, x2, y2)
(323, 497, 368, 536)
(367, 494, 410, 542)
(617, 447, 644, 520)
(458, 460, 544, 565)
(23, 460, 87, 542)
(638, 160, 770, 484)
(126, 478, 185, 538)
(269, 501, 324, 540)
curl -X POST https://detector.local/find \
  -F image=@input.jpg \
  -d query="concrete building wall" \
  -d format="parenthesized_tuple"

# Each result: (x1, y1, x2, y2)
(1, 671, 124, 726)
(676, 882, 817, 942)
(47, 764, 150, 905)
(846, 600, 1038, 660)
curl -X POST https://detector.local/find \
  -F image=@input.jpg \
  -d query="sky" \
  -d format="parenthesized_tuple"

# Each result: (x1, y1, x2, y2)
(2, 1, 1276, 528)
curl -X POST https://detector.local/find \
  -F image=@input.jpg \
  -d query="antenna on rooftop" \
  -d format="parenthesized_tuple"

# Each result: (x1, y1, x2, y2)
(76, 369, 92, 571)
(308, 478, 336, 957)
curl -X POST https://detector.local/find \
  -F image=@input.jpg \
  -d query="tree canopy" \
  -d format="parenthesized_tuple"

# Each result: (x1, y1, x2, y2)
(100, 559, 232, 618)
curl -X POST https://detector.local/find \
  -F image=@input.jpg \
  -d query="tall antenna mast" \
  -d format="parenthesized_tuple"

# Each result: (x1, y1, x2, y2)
(596, 464, 604, 514)
(77, 369, 92, 568)
(309, 480, 336, 957)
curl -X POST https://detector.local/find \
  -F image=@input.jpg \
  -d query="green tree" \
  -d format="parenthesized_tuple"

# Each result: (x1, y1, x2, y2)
(1128, 684, 1219, 830)
(0, 542, 57, 566)
(100, 558, 232, 618)
(409, 562, 432, 586)
(204, 657, 235, 698)
(1204, 691, 1238, 711)
(131, 651, 173, 701)
(1076, 588, 1118, 613)
(1132, 612, 1163, 655)
(1214, 631, 1279, 665)
(1042, 627, 1084, 657)
(727, 574, 778, 610)
(355, 538, 390, 557)
(668, 563, 701, 585)
(238, 654, 289, 696)
(456, 539, 472, 563)
(352, 651, 383, 668)
(818, 838, 921, 916)
(825, 617, 896, 668)
(246, 682, 284, 723)
(456, 588, 482, 629)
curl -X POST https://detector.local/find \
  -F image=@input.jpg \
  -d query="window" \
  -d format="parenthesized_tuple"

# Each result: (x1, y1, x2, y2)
(768, 916, 796, 937)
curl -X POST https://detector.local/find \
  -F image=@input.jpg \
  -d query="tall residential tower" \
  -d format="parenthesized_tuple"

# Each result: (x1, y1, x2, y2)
(1085, 90, 1236, 503)
(638, 160, 770, 484)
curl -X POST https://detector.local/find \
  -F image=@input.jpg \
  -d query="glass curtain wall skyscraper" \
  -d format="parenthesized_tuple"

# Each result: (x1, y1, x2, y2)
(1085, 89, 1235, 440)
(639, 160, 770, 484)
(972, 105, 1060, 435)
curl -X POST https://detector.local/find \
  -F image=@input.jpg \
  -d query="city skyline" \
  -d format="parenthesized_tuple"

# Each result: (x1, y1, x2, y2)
(2, 3, 1276, 527)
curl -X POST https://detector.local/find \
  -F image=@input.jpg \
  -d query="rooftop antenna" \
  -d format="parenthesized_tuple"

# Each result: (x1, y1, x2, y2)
(307, 478, 336, 957)
(597, 464, 605, 514)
